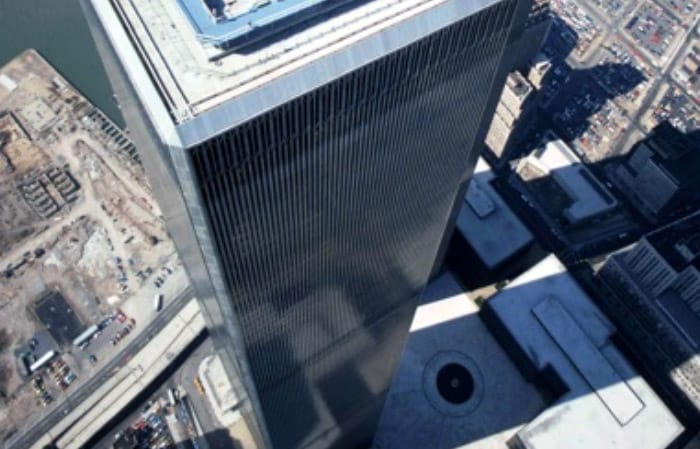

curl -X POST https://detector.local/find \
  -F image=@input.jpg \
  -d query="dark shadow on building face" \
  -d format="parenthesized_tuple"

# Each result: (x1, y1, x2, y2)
(246, 336, 321, 449)
(443, 228, 547, 292)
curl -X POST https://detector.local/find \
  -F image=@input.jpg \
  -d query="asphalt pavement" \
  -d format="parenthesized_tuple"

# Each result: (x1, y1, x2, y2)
(5, 287, 194, 449)
(88, 334, 213, 449)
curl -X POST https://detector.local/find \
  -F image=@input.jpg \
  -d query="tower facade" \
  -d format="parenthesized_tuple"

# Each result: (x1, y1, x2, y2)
(81, 1, 532, 449)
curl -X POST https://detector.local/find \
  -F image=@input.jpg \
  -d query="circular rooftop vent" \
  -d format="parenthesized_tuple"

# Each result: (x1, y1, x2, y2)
(436, 363, 475, 404)
(423, 351, 484, 417)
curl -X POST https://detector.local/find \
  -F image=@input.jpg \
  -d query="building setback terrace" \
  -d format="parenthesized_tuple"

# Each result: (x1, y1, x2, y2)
(178, 0, 348, 47)
(101, 0, 469, 123)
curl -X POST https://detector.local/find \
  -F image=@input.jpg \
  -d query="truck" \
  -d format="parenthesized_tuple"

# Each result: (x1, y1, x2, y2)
(153, 293, 163, 312)
(29, 350, 56, 373)
(72, 324, 99, 348)
(168, 388, 178, 406)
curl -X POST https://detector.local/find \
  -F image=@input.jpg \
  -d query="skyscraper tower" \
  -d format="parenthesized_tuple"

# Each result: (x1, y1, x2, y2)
(81, 1, 533, 449)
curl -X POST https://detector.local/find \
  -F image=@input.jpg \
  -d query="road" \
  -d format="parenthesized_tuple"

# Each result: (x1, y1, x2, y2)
(5, 286, 194, 449)
(571, 0, 700, 155)
(174, 342, 223, 447)
(88, 334, 243, 449)
(618, 12, 700, 147)
(89, 335, 214, 449)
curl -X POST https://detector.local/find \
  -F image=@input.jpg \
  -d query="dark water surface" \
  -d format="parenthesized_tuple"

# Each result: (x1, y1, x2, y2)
(0, 0, 124, 126)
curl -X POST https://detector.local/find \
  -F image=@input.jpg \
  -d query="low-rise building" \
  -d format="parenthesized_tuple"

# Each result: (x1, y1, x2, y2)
(454, 158, 533, 270)
(375, 261, 683, 449)
(516, 136, 618, 225)
(483, 255, 684, 449)
(198, 354, 242, 427)
(526, 52, 553, 91)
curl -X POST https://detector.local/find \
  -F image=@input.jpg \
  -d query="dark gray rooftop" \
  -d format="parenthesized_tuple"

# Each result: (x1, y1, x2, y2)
(646, 211, 700, 271)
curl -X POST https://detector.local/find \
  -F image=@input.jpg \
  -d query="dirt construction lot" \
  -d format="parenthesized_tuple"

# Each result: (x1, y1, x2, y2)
(0, 50, 184, 443)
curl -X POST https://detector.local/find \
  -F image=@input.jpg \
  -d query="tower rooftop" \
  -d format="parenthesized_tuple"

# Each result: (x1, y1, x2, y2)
(95, 0, 484, 124)
(178, 0, 341, 47)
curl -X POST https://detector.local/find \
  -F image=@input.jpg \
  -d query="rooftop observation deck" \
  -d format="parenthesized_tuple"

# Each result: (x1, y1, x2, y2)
(104, 0, 452, 123)
(179, 0, 343, 46)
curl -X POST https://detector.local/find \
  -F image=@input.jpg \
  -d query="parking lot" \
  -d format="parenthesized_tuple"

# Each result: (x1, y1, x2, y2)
(646, 85, 700, 133)
(595, 40, 653, 111)
(672, 40, 700, 102)
(625, 2, 681, 61)
(591, 0, 627, 18)
(0, 51, 189, 442)
(551, 0, 603, 61)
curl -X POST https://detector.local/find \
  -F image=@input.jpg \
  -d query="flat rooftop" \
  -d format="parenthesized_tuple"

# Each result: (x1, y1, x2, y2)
(97, 0, 457, 123)
(485, 255, 684, 449)
(199, 354, 242, 426)
(456, 158, 533, 269)
(505, 71, 533, 100)
(523, 138, 617, 223)
(373, 272, 546, 449)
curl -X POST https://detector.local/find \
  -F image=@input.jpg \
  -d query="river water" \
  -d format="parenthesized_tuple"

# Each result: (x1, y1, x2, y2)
(0, 0, 124, 126)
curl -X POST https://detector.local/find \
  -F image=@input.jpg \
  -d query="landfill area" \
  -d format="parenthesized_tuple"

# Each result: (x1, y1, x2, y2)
(0, 50, 188, 443)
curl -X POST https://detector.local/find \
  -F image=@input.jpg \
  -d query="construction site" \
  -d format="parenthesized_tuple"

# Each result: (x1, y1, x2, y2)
(0, 50, 187, 444)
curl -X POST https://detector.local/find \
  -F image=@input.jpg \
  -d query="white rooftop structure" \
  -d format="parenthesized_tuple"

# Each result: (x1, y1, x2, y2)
(95, 0, 499, 125)
(199, 354, 243, 427)
(216, 0, 262, 19)
(519, 137, 617, 224)
(485, 255, 684, 449)
(456, 158, 533, 269)
(526, 52, 551, 89)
